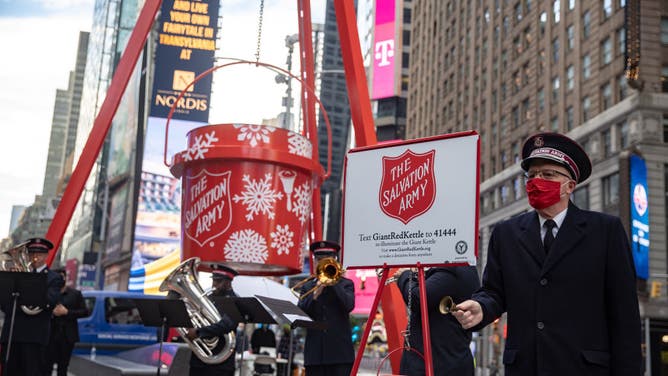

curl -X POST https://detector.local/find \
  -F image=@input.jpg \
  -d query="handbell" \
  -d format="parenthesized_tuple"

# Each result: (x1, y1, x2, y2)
(438, 296, 460, 315)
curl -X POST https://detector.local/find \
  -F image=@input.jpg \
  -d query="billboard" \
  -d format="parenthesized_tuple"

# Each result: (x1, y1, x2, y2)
(629, 154, 649, 280)
(149, 0, 220, 122)
(372, 0, 396, 99)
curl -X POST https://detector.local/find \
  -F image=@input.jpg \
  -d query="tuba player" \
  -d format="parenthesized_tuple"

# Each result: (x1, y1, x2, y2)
(184, 265, 239, 376)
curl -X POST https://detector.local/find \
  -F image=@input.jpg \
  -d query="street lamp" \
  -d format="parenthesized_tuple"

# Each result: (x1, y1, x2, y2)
(275, 34, 300, 130)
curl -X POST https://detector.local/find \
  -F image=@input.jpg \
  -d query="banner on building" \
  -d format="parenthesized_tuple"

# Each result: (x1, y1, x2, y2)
(372, 0, 396, 99)
(630, 154, 649, 280)
(149, 0, 220, 122)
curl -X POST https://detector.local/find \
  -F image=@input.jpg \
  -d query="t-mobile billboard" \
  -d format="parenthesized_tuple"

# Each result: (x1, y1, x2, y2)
(372, 0, 396, 99)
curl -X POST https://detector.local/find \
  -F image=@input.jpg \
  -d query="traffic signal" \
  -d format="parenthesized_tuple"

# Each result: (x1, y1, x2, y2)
(650, 281, 662, 298)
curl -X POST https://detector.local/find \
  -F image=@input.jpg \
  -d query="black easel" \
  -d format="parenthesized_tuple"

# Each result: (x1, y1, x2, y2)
(133, 298, 191, 376)
(254, 295, 327, 375)
(0, 271, 47, 373)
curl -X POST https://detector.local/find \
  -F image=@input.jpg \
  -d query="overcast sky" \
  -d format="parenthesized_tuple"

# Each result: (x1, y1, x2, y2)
(0, 0, 327, 239)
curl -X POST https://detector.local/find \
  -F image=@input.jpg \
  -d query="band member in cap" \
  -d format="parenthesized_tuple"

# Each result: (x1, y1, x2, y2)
(184, 265, 238, 376)
(44, 268, 88, 376)
(392, 265, 479, 375)
(453, 132, 642, 375)
(0, 238, 64, 376)
(298, 241, 355, 376)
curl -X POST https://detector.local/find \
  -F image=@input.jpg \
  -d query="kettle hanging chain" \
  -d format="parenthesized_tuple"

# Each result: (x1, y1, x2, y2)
(255, 0, 265, 63)
(403, 270, 415, 349)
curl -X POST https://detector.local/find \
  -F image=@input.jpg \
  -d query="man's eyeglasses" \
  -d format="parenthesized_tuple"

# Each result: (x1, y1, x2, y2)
(524, 169, 572, 180)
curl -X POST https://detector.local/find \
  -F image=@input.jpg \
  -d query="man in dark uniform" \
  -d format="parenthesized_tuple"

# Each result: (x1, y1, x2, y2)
(44, 268, 88, 376)
(453, 132, 642, 375)
(184, 265, 238, 376)
(394, 265, 479, 375)
(0, 238, 64, 376)
(297, 241, 355, 376)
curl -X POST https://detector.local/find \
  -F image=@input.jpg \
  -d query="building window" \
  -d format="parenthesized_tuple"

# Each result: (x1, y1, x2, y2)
(603, 128, 613, 157)
(583, 11, 591, 38)
(572, 185, 589, 209)
(617, 28, 626, 56)
(582, 96, 591, 122)
(603, 172, 620, 206)
(526, 0, 532, 13)
(501, 185, 509, 204)
(514, 37, 522, 57)
(566, 65, 575, 90)
(661, 18, 668, 44)
(538, 88, 545, 112)
(619, 74, 629, 99)
(566, 106, 574, 130)
(567, 24, 575, 50)
(552, 38, 560, 62)
(569, 0, 575, 10)
(553, 0, 560, 23)
(522, 98, 530, 120)
(540, 12, 547, 35)
(551, 116, 559, 131)
(513, 176, 522, 200)
(515, 2, 523, 22)
(662, 66, 668, 92)
(552, 76, 560, 102)
(513, 70, 521, 93)
(538, 49, 546, 75)
(619, 121, 630, 148)
(601, 38, 612, 65)
(601, 82, 612, 110)
(602, 0, 612, 18)
(583, 54, 591, 79)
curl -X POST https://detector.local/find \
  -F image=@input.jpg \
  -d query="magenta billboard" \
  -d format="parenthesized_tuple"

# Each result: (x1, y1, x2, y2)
(372, 0, 396, 100)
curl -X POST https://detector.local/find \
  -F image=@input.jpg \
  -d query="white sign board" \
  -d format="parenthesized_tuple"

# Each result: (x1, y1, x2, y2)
(342, 132, 479, 268)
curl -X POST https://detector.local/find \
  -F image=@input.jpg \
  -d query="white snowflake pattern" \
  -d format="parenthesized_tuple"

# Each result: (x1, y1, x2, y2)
(291, 182, 312, 225)
(234, 124, 275, 147)
(287, 133, 312, 158)
(233, 173, 284, 220)
(270, 224, 295, 255)
(224, 229, 268, 263)
(183, 131, 218, 161)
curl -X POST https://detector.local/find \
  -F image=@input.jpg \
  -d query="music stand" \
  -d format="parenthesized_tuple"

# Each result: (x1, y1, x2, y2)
(0, 271, 47, 367)
(213, 296, 278, 372)
(133, 298, 192, 376)
(254, 295, 327, 375)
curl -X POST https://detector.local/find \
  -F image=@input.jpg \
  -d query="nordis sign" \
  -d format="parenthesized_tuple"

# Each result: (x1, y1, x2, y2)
(149, 0, 220, 122)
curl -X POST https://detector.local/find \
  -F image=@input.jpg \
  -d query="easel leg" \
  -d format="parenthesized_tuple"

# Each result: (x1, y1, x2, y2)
(5, 293, 19, 369)
(350, 265, 389, 375)
(157, 319, 165, 376)
(417, 266, 434, 376)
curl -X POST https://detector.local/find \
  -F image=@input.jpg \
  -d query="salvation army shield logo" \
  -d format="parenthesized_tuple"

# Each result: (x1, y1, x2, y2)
(379, 149, 436, 224)
(183, 169, 232, 246)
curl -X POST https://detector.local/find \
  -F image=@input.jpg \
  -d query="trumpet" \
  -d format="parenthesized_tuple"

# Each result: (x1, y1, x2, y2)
(291, 257, 344, 299)
(438, 296, 460, 315)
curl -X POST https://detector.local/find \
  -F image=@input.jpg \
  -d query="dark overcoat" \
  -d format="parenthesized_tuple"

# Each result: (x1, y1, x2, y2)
(0, 268, 63, 345)
(397, 266, 480, 376)
(298, 277, 355, 366)
(472, 203, 642, 375)
(51, 286, 88, 343)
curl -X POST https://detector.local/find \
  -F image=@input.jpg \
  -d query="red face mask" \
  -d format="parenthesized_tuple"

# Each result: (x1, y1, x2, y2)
(525, 178, 565, 209)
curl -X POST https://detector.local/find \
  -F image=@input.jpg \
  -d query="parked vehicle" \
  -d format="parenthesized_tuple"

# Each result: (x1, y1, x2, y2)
(74, 290, 164, 355)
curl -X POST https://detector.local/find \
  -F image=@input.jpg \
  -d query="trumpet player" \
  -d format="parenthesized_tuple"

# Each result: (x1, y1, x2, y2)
(0, 238, 63, 376)
(297, 241, 354, 376)
(183, 265, 239, 376)
(392, 265, 479, 375)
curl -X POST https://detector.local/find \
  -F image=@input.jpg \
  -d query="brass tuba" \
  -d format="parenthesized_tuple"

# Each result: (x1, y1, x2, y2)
(0, 242, 44, 315)
(159, 257, 235, 364)
(291, 257, 345, 299)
